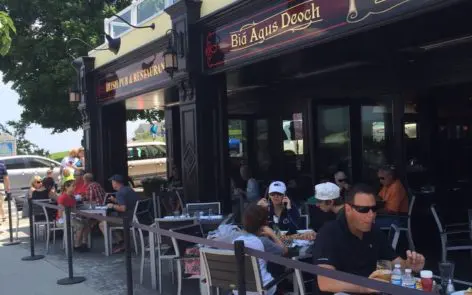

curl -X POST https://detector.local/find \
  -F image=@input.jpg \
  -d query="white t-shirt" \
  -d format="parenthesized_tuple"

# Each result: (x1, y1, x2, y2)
(61, 156, 78, 169)
(232, 233, 276, 295)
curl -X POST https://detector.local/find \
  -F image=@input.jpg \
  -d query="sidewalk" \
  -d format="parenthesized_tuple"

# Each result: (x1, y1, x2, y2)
(0, 242, 102, 295)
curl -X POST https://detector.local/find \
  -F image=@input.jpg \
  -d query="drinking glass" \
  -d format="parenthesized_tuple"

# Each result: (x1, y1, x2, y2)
(438, 261, 455, 288)
(376, 260, 393, 271)
(182, 208, 188, 218)
(208, 208, 213, 217)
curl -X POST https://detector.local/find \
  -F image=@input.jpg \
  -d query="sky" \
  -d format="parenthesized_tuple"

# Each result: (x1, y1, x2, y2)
(0, 73, 144, 153)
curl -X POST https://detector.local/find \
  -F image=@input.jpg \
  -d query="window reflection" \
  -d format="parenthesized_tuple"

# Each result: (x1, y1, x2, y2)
(228, 120, 247, 159)
(317, 106, 351, 178)
(361, 104, 392, 182)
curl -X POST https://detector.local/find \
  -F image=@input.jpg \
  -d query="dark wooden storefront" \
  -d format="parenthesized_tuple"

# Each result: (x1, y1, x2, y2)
(80, 0, 472, 218)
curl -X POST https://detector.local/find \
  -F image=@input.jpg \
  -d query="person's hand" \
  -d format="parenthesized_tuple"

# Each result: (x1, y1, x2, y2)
(406, 250, 425, 272)
(260, 226, 276, 238)
(107, 203, 114, 209)
(109, 196, 116, 202)
(257, 198, 269, 208)
(282, 196, 291, 209)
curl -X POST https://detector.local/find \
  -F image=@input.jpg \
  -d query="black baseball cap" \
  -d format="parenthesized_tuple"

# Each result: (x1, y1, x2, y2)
(108, 174, 124, 183)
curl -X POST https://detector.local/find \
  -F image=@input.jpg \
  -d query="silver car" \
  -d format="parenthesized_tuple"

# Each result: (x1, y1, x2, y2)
(0, 155, 61, 209)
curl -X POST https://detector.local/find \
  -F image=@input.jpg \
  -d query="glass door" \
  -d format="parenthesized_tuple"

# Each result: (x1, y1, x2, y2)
(316, 105, 352, 181)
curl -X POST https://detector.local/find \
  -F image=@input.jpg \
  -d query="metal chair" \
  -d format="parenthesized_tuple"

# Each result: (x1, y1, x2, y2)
(200, 247, 292, 295)
(431, 204, 472, 262)
(170, 224, 204, 295)
(379, 194, 416, 251)
(186, 202, 221, 217)
(154, 217, 198, 294)
(298, 214, 309, 230)
(388, 223, 401, 251)
(108, 201, 141, 255)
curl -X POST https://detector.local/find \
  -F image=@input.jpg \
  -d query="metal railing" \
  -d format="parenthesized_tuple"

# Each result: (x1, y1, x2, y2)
(105, 0, 176, 38)
(19, 200, 449, 295)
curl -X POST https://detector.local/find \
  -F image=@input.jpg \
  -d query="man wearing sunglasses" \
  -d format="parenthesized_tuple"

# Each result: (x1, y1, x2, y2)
(312, 184, 425, 294)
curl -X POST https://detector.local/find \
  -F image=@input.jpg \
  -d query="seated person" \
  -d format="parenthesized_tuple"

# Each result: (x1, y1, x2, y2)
(377, 165, 408, 228)
(334, 171, 350, 202)
(101, 174, 139, 253)
(309, 182, 344, 232)
(257, 181, 300, 234)
(56, 180, 92, 252)
(83, 173, 106, 205)
(313, 184, 425, 295)
(238, 165, 260, 202)
(73, 169, 87, 197)
(233, 204, 286, 295)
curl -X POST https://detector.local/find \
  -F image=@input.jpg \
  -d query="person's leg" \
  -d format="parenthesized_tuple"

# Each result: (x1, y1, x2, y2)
(72, 220, 85, 248)
(80, 220, 94, 246)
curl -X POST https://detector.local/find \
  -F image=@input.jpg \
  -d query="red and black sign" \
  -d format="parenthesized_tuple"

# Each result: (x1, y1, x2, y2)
(96, 52, 168, 102)
(204, 0, 441, 70)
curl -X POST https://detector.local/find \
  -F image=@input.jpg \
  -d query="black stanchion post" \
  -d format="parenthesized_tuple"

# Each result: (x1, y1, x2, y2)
(3, 192, 20, 246)
(57, 206, 86, 285)
(234, 240, 246, 295)
(123, 216, 134, 295)
(21, 199, 44, 261)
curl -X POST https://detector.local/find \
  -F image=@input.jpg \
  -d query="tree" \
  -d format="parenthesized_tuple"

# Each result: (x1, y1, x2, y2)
(0, 11, 15, 55)
(0, 0, 134, 132)
(0, 121, 49, 156)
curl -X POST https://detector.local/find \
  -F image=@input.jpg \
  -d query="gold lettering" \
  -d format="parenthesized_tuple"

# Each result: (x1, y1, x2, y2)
(282, 3, 320, 29)
(231, 34, 239, 48)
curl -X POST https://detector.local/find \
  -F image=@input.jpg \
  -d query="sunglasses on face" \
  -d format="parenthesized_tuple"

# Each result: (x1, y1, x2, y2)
(35, 181, 42, 184)
(348, 203, 379, 214)
(378, 177, 385, 181)
(337, 178, 347, 183)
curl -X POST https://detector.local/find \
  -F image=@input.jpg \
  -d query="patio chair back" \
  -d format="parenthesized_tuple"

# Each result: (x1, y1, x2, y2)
(134, 199, 153, 225)
(186, 202, 221, 217)
(431, 204, 444, 233)
(200, 247, 262, 293)
(298, 214, 309, 230)
(170, 224, 204, 257)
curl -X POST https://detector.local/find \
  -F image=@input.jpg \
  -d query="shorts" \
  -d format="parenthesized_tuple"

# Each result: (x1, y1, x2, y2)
(58, 217, 89, 231)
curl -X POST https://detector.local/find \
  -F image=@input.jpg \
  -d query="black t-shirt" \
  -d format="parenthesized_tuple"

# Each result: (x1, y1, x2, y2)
(308, 205, 336, 232)
(312, 216, 397, 295)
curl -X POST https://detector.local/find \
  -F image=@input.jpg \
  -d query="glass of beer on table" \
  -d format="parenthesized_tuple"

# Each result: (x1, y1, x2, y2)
(376, 260, 393, 281)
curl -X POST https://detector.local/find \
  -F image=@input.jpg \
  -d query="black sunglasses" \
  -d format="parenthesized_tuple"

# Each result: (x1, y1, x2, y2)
(348, 203, 379, 214)
(337, 178, 347, 182)
(378, 177, 385, 180)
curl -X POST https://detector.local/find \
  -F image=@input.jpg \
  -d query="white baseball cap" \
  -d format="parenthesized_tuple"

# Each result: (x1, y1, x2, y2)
(314, 182, 340, 201)
(268, 181, 287, 195)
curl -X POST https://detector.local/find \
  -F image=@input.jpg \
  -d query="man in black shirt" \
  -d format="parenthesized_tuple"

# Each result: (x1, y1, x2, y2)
(312, 184, 425, 294)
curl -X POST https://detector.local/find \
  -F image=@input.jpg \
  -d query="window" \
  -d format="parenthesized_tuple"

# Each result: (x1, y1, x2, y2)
(26, 158, 55, 169)
(228, 120, 247, 158)
(147, 145, 166, 158)
(282, 113, 304, 155)
(4, 158, 26, 170)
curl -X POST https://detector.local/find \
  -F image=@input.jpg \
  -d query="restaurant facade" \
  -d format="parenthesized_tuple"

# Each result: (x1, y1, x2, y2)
(80, 0, 472, 213)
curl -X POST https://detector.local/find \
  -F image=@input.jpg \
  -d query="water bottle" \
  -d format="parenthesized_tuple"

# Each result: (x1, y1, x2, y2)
(391, 264, 402, 286)
(446, 279, 455, 294)
(402, 269, 415, 289)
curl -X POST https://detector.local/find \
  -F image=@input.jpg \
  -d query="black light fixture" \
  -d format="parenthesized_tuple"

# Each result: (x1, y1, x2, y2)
(105, 34, 121, 55)
(163, 29, 184, 78)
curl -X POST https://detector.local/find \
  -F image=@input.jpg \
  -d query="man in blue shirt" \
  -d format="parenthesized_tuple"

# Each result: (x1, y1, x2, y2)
(101, 174, 139, 253)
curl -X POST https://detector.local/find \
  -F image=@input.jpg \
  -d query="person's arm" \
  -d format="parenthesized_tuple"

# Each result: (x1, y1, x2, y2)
(3, 175, 10, 193)
(260, 226, 287, 255)
(384, 183, 407, 213)
(317, 264, 379, 294)
(108, 192, 126, 212)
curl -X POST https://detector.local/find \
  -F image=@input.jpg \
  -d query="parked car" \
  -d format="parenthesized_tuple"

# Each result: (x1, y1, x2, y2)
(0, 155, 61, 210)
(127, 141, 167, 187)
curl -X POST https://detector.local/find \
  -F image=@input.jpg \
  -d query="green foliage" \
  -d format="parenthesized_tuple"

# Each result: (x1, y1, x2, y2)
(0, 0, 132, 132)
(49, 151, 68, 162)
(0, 11, 15, 55)
(0, 121, 49, 156)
